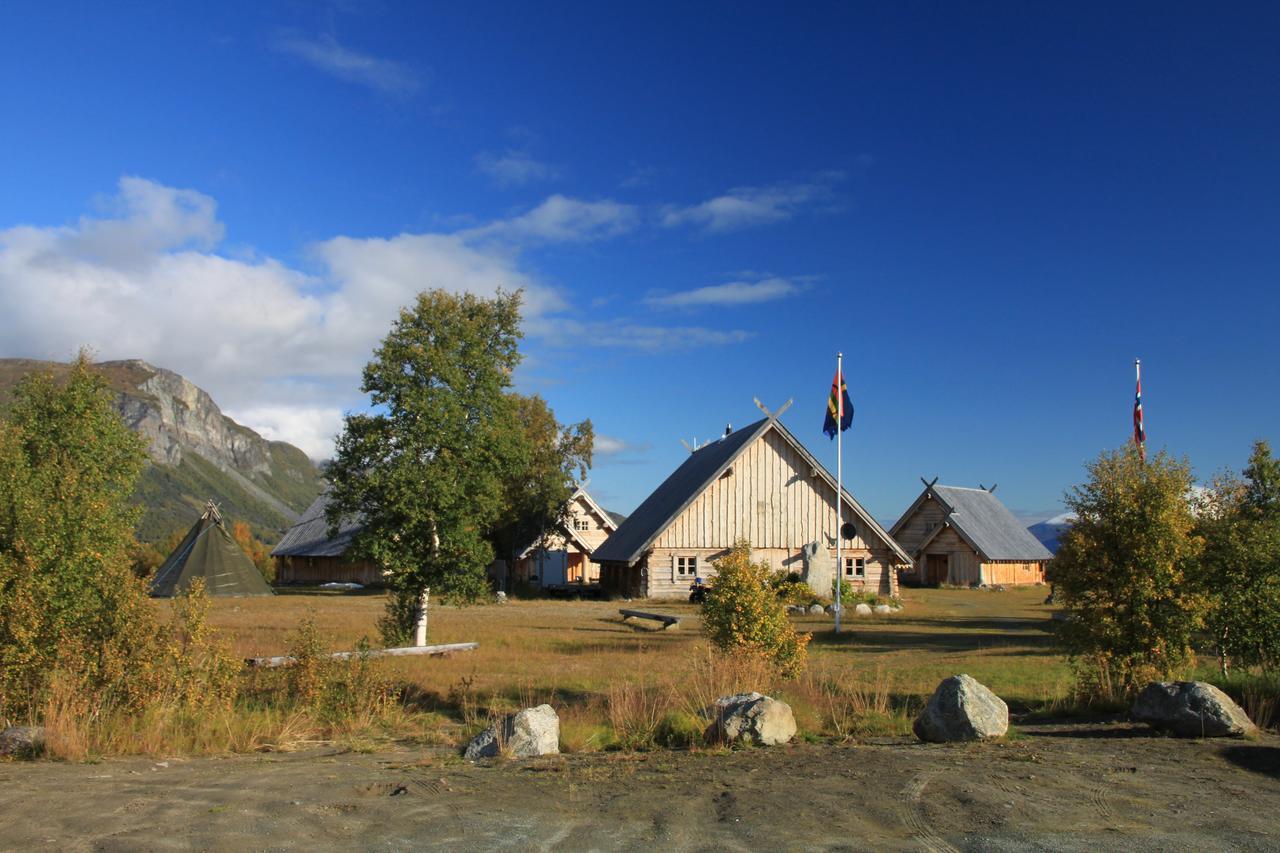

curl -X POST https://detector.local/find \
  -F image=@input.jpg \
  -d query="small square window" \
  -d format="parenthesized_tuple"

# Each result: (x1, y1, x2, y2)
(676, 556, 698, 577)
(844, 557, 866, 577)
(573, 518, 590, 531)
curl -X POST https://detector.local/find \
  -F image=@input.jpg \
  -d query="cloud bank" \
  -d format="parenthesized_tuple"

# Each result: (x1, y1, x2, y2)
(0, 177, 754, 458)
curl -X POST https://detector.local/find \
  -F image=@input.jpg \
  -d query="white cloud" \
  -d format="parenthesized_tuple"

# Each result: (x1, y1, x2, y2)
(275, 33, 421, 96)
(593, 434, 652, 464)
(463, 195, 639, 245)
(646, 276, 803, 309)
(546, 319, 753, 351)
(661, 175, 843, 233)
(0, 177, 748, 459)
(475, 150, 560, 188)
(223, 406, 345, 461)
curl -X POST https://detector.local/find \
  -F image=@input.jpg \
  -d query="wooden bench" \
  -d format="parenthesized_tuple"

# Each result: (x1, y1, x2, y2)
(619, 609, 680, 630)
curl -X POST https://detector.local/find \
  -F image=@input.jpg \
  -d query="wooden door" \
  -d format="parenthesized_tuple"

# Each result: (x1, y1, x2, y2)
(926, 554, 949, 586)
(566, 552, 586, 583)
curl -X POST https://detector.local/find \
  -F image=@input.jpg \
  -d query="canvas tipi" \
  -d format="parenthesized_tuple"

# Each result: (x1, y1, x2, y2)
(150, 502, 274, 597)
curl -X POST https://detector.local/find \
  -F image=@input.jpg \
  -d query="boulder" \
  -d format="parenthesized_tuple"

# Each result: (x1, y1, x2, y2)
(873, 604, 892, 615)
(825, 604, 838, 615)
(0, 726, 44, 757)
(808, 604, 825, 615)
(1132, 681, 1257, 738)
(495, 591, 507, 604)
(913, 674, 1009, 742)
(463, 704, 560, 759)
(854, 603, 873, 617)
(706, 692, 796, 746)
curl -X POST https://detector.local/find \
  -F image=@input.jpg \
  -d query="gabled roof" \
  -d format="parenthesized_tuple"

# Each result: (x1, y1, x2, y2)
(591, 417, 911, 566)
(893, 484, 1052, 562)
(270, 487, 363, 558)
(517, 485, 619, 558)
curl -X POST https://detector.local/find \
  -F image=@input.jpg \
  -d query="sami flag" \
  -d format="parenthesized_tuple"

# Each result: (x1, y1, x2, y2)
(823, 370, 854, 439)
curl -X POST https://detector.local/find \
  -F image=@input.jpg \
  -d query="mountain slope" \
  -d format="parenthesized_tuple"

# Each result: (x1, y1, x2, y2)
(0, 358, 324, 542)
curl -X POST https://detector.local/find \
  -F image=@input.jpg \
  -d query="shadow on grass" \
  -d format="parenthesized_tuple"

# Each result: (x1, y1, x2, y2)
(810, 629, 1056, 655)
(1220, 745, 1280, 779)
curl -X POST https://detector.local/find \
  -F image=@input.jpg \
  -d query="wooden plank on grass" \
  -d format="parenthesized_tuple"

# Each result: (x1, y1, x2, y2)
(245, 642, 478, 668)
(619, 609, 680, 629)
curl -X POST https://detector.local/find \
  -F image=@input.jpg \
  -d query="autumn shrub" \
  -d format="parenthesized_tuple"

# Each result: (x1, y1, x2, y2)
(769, 570, 815, 604)
(701, 542, 810, 678)
(1052, 446, 1206, 699)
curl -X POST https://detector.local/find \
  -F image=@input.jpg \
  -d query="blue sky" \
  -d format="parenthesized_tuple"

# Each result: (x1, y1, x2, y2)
(1, 2, 1277, 522)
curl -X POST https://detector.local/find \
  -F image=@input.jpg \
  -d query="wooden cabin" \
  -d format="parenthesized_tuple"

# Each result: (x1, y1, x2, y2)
(889, 482, 1052, 587)
(270, 488, 383, 586)
(592, 416, 911, 599)
(488, 487, 620, 590)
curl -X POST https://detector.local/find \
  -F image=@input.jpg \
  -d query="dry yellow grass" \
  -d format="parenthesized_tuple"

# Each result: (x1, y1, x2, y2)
(176, 584, 1071, 750)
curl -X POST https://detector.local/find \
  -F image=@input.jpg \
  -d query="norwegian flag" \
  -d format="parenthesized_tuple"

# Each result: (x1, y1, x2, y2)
(1133, 360, 1146, 462)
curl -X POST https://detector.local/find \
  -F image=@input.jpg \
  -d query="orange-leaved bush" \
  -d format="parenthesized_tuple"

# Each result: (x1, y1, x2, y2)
(701, 542, 809, 678)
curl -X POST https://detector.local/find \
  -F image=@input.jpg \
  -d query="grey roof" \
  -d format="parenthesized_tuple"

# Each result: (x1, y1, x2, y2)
(927, 486, 1053, 561)
(591, 417, 911, 566)
(270, 488, 363, 558)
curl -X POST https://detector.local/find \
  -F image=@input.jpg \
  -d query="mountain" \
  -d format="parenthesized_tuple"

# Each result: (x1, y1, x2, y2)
(0, 358, 324, 542)
(1027, 512, 1076, 554)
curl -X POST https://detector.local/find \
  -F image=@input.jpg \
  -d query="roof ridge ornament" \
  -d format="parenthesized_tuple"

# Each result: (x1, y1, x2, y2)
(753, 397, 793, 420)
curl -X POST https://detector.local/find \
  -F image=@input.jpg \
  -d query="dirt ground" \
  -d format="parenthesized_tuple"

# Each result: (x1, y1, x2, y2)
(4, 722, 1279, 851)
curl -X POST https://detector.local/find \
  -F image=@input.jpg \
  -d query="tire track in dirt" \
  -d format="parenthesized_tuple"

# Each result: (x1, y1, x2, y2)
(899, 771, 960, 853)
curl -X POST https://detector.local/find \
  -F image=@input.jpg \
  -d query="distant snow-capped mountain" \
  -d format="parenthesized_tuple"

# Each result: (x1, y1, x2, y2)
(1027, 513, 1076, 554)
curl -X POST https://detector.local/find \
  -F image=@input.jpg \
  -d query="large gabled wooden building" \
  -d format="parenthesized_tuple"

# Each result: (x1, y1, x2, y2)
(592, 415, 911, 599)
(889, 482, 1052, 587)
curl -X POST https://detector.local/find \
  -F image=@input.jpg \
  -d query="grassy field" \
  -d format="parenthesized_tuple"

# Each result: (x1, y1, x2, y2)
(188, 585, 1072, 751)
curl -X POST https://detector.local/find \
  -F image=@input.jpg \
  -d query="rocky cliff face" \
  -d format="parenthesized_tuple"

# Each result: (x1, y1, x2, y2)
(111, 360, 270, 472)
(0, 358, 323, 541)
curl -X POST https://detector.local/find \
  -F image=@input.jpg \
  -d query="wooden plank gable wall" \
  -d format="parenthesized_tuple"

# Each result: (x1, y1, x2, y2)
(643, 427, 900, 598)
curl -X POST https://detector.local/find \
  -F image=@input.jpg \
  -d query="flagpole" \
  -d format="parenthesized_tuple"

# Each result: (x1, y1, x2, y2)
(835, 351, 843, 635)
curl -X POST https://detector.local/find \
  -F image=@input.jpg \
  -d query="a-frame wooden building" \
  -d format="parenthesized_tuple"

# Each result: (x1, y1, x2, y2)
(592, 415, 911, 599)
(890, 481, 1052, 587)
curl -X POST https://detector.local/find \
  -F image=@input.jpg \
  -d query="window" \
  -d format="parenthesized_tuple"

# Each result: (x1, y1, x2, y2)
(573, 518, 590, 531)
(676, 556, 698, 577)
(844, 556, 866, 578)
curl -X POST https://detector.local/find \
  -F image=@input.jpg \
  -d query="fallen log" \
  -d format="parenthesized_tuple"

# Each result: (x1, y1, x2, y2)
(245, 642, 478, 668)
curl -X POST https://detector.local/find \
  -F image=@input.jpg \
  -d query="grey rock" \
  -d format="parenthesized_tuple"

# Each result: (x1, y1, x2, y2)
(706, 693, 796, 746)
(854, 602, 873, 617)
(463, 704, 560, 759)
(873, 604, 892, 615)
(0, 726, 44, 757)
(824, 604, 838, 615)
(495, 591, 507, 604)
(1132, 681, 1257, 738)
(914, 674, 1009, 742)
(808, 604, 825, 615)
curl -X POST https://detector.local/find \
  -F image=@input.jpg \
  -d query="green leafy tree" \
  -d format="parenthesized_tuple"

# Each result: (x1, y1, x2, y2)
(488, 393, 593, 575)
(1198, 440, 1280, 676)
(701, 542, 810, 678)
(0, 354, 155, 717)
(326, 289, 527, 644)
(1052, 444, 1206, 699)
